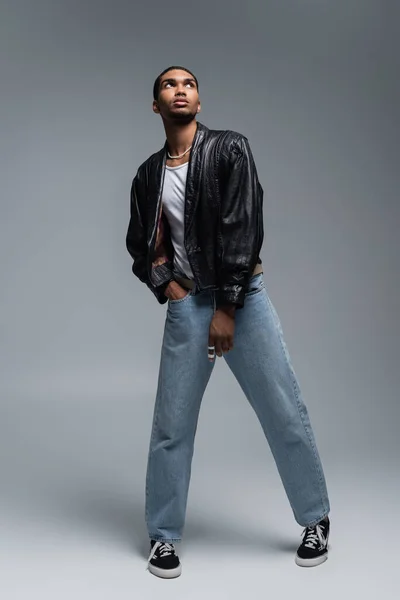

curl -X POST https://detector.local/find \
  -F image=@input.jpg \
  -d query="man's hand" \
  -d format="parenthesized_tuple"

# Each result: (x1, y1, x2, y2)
(164, 280, 190, 301)
(208, 307, 236, 360)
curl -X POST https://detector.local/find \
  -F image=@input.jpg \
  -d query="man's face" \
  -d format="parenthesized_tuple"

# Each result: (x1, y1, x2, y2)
(153, 69, 201, 122)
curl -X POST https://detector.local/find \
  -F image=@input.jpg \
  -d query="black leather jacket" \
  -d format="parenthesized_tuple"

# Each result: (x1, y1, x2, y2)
(126, 121, 264, 309)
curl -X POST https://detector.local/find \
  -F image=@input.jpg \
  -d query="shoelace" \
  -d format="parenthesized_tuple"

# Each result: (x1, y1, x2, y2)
(148, 541, 174, 563)
(301, 523, 326, 549)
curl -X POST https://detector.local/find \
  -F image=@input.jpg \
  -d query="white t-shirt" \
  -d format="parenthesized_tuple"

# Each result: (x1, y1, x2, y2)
(161, 162, 194, 279)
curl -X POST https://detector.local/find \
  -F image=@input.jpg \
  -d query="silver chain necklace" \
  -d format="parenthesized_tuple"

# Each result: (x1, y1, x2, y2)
(167, 145, 192, 160)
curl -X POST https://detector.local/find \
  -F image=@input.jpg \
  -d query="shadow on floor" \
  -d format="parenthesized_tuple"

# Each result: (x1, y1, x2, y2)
(182, 513, 297, 555)
(47, 487, 297, 557)
(5, 485, 297, 558)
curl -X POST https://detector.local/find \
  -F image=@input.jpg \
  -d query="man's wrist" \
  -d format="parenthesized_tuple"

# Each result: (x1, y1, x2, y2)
(217, 305, 236, 318)
(161, 279, 172, 297)
(163, 279, 180, 298)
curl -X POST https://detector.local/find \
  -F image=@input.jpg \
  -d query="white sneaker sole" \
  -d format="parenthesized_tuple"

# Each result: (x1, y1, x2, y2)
(148, 562, 182, 579)
(295, 550, 329, 567)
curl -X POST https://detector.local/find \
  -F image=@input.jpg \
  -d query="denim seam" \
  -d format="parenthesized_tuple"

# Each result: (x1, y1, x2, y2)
(266, 294, 329, 519)
(145, 354, 164, 528)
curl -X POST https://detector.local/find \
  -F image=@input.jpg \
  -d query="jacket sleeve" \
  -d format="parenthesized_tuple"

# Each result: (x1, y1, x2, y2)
(126, 175, 150, 285)
(215, 135, 264, 310)
(126, 175, 170, 304)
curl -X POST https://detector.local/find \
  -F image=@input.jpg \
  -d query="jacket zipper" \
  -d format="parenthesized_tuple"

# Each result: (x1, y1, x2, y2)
(148, 154, 166, 285)
(183, 125, 201, 289)
(148, 122, 201, 288)
(183, 154, 196, 287)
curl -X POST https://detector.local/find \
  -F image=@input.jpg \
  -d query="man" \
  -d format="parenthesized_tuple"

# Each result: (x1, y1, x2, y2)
(126, 66, 331, 579)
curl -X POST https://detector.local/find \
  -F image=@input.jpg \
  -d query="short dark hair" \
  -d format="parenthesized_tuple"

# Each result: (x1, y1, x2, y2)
(153, 65, 199, 101)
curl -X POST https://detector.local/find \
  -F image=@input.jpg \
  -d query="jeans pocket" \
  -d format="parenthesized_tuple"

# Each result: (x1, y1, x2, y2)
(168, 290, 193, 305)
(245, 273, 264, 297)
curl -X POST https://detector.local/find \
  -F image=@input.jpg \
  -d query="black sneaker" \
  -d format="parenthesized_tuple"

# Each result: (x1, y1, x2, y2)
(147, 540, 182, 578)
(295, 517, 330, 567)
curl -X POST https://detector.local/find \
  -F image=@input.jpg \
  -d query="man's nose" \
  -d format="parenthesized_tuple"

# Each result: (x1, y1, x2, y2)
(176, 85, 187, 96)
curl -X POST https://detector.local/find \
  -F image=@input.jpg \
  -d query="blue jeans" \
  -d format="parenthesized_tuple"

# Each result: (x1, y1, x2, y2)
(145, 273, 330, 542)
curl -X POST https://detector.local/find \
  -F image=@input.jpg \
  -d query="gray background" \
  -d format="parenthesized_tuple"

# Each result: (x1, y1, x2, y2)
(1, 1, 399, 598)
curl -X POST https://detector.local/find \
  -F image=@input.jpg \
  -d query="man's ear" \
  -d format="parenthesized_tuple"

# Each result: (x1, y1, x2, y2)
(153, 100, 160, 114)
(197, 102, 201, 113)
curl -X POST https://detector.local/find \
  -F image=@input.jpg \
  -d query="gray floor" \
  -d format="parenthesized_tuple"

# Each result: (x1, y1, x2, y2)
(1, 393, 398, 600)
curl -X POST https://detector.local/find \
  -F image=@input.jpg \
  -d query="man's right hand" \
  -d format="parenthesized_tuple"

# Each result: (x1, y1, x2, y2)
(164, 280, 190, 301)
